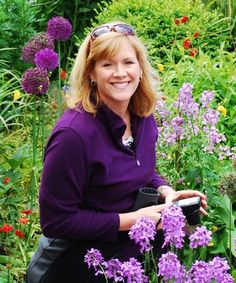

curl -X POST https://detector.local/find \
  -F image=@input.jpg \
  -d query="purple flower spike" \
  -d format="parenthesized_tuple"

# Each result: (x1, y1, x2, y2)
(104, 259, 123, 282)
(209, 257, 233, 282)
(84, 248, 104, 273)
(187, 260, 211, 283)
(121, 257, 148, 283)
(47, 16, 72, 41)
(22, 32, 54, 64)
(129, 216, 156, 253)
(35, 48, 59, 72)
(21, 67, 49, 95)
(161, 205, 186, 248)
(158, 252, 186, 283)
(189, 226, 212, 248)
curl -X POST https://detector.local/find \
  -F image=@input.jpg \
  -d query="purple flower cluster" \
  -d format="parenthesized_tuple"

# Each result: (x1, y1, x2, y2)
(200, 90, 214, 108)
(189, 226, 212, 248)
(161, 204, 186, 248)
(103, 259, 123, 282)
(84, 248, 104, 275)
(22, 32, 54, 64)
(156, 83, 235, 161)
(128, 216, 156, 253)
(121, 258, 148, 283)
(21, 67, 49, 95)
(187, 257, 234, 283)
(174, 83, 199, 118)
(158, 252, 186, 282)
(156, 99, 170, 119)
(35, 48, 59, 72)
(84, 250, 147, 282)
(47, 16, 72, 41)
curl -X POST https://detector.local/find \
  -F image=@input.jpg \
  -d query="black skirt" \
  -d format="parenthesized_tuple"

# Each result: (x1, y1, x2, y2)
(26, 231, 165, 283)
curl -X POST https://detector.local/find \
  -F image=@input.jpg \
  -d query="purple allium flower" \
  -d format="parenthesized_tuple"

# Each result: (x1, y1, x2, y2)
(189, 226, 212, 248)
(47, 16, 72, 41)
(35, 48, 58, 72)
(22, 32, 54, 64)
(21, 67, 49, 95)
(158, 252, 186, 283)
(121, 258, 148, 283)
(103, 259, 123, 282)
(161, 205, 186, 248)
(209, 257, 232, 282)
(187, 260, 211, 283)
(84, 248, 104, 274)
(128, 216, 156, 253)
(200, 90, 214, 108)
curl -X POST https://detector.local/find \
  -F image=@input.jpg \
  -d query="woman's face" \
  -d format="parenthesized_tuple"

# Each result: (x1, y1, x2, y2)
(90, 40, 142, 111)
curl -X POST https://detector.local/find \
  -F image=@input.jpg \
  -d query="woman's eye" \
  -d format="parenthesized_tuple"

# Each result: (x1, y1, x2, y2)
(126, 61, 134, 64)
(103, 63, 112, 67)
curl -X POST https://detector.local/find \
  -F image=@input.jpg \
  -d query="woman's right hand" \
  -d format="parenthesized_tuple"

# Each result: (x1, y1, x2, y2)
(135, 203, 171, 225)
(119, 203, 171, 231)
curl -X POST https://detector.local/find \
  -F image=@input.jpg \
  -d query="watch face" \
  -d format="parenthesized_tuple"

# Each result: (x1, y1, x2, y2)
(177, 196, 200, 207)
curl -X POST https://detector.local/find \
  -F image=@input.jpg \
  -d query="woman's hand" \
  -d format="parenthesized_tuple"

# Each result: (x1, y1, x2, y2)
(135, 203, 171, 224)
(119, 203, 170, 231)
(158, 186, 208, 216)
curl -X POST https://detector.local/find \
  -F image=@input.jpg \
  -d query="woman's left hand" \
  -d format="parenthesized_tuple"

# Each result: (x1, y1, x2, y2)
(159, 186, 208, 216)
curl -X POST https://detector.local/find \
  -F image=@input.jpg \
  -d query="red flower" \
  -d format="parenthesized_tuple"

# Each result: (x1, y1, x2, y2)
(22, 209, 32, 215)
(193, 32, 200, 38)
(174, 19, 180, 25)
(183, 39, 191, 49)
(60, 69, 67, 81)
(19, 217, 29, 225)
(189, 48, 198, 57)
(0, 224, 13, 233)
(181, 16, 189, 23)
(15, 229, 25, 238)
(2, 177, 10, 184)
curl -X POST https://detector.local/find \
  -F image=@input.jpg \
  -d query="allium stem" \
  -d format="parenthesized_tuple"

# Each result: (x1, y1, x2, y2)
(57, 41, 62, 116)
(229, 199, 232, 267)
(40, 95, 45, 161)
(29, 96, 38, 208)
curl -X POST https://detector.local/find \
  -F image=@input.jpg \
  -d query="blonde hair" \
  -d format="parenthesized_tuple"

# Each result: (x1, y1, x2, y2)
(68, 24, 157, 117)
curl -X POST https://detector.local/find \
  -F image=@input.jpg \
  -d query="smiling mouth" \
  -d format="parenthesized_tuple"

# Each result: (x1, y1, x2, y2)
(111, 82, 130, 89)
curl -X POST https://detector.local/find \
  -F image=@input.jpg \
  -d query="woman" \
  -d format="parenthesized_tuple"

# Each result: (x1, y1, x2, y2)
(26, 22, 207, 283)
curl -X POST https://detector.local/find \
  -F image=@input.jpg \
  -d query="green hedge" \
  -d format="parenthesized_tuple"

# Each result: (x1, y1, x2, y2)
(92, 0, 234, 66)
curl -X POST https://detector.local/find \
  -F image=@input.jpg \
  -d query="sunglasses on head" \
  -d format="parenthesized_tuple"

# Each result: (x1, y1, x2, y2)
(90, 24, 135, 41)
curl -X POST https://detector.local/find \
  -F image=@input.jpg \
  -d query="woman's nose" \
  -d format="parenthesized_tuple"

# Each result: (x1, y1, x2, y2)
(113, 64, 127, 77)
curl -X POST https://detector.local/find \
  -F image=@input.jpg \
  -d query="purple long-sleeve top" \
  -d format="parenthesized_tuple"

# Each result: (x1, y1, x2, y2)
(39, 104, 167, 242)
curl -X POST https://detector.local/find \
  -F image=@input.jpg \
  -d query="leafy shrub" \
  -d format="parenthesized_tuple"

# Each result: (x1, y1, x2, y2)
(92, 0, 234, 65)
(0, 0, 39, 72)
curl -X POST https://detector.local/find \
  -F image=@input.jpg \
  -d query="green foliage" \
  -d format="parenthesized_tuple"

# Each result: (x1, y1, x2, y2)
(92, 0, 234, 66)
(0, 67, 26, 132)
(0, 0, 39, 72)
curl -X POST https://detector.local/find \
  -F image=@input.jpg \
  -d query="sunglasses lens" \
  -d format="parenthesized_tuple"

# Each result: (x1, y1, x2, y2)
(114, 24, 135, 35)
(91, 24, 135, 41)
(91, 26, 110, 39)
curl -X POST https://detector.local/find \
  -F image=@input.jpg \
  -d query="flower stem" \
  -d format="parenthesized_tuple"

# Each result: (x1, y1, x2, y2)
(57, 41, 62, 116)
